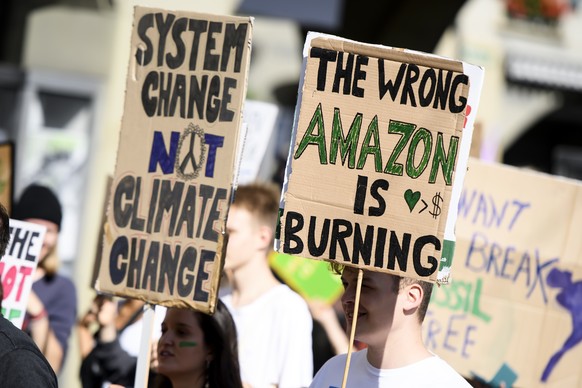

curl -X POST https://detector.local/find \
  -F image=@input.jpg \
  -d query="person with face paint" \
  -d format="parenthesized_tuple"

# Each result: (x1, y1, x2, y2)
(152, 300, 243, 388)
(14, 184, 77, 374)
(310, 265, 470, 387)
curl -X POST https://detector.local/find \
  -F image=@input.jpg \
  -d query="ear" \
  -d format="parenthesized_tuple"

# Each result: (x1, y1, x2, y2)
(402, 283, 423, 316)
(206, 349, 214, 366)
(257, 224, 274, 250)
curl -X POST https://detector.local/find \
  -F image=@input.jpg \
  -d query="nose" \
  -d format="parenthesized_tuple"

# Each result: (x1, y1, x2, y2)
(159, 332, 175, 347)
(341, 282, 355, 307)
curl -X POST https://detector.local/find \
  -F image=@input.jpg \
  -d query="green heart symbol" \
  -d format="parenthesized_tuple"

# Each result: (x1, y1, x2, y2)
(404, 189, 421, 212)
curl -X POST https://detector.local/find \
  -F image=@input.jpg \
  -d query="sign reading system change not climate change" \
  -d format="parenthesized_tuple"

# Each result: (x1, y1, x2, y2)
(96, 7, 253, 314)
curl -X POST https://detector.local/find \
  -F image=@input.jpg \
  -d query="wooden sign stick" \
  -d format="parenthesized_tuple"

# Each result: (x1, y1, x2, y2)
(341, 268, 364, 388)
(134, 303, 155, 388)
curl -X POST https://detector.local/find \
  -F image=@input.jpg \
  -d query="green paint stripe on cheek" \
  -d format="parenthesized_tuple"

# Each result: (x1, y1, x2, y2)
(179, 341, 198, 348)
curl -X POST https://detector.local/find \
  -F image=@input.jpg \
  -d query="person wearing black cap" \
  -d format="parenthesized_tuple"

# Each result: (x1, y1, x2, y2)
(13, 183, 77, 375)
(0, 202, 58, 387)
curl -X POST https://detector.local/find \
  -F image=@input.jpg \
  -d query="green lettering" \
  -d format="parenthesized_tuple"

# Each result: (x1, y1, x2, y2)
(294, 103, 327, 164)
(429, 132, 458, 185)
(356, 116, 382, 172)
(384, 120, 415, 176)
(330, 108, 361, 168)
(406, 127, 432, 179)
(471, 278, 491, 322)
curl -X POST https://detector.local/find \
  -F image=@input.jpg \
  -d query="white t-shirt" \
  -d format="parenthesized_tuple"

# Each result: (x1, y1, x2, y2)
(223, 284, 313, 388)
(310, 349, 471, 388)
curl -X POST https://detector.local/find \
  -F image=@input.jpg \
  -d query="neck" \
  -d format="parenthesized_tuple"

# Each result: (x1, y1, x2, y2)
(170, 372, 205, 388)
(365, 320, 431, 369)
(229, 251, 280, 307)
(34, 266, 46, 281)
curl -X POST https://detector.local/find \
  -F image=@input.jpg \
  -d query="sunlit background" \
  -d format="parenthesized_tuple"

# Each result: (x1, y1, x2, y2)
(0, 0, 581, 386)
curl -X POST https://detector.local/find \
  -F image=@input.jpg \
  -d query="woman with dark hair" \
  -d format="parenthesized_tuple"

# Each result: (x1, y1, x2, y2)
(152, 300, 243, 388)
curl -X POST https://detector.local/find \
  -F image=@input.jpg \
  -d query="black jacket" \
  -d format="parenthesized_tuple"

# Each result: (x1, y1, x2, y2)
(0, 315, 58, 387)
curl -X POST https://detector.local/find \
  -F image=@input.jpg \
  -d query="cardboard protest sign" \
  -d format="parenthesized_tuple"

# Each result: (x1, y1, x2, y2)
(238, 100, 279, 184)
(425, 159, 582, 387)
(95, 7, 253, 314)
(277, 32, 484, 283)
(1, 219, 45, 328)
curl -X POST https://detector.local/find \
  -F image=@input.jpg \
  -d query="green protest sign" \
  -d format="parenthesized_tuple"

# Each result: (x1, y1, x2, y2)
(270, 252, 343, 304)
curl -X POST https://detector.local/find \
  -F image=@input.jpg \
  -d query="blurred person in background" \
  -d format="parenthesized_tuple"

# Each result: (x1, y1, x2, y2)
(78, 295, 148, 387)
(151, 300, 243, 388)
(222, 183, 313, 387)
(0, 202, 58, 386)
(309, 298, 352, 374)
(14, 183, 77, 374)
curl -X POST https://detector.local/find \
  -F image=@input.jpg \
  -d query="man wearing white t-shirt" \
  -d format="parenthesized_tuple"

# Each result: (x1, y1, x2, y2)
(222, 183, 313, 388)
(310, 266, 471, 387)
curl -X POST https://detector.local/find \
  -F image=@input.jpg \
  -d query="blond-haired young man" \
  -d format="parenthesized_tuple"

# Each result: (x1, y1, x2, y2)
(222, 183, 313, 387)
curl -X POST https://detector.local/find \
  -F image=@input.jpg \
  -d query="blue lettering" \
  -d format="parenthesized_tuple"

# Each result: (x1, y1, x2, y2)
(148, 131, 225, 177)
(424, 310, 440, 349)
(472, 193, 488, 226)
(457, 189, 475, 219)
(462, 325, 477, 358)
(466, 232, 488, 271)
(424, 311, 477, 359)
(148, 131, 179, 174)
(486, 241, 503, 275)
(500, 245, 516, 280)
(513, 250, 531, 285)
(527, 251, 559, 303)
(507, 200, 530, 230)
(465, 232, 559, 303)
(457, 189, 530, 231)
(203, 133, 224, 177)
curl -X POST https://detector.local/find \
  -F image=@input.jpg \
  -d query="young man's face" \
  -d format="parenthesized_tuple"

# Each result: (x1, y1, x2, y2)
(224, 205, 262, 272)
(341, 267, 402, 346)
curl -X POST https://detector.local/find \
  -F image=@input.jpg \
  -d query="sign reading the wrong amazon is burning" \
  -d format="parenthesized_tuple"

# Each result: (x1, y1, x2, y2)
(278, 33, 483, 283)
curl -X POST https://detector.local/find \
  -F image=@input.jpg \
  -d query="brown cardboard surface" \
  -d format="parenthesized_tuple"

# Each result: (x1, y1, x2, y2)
(426, 159, 582, 387)
(95, 7, 252, 314)
(279, 33, 482, 282)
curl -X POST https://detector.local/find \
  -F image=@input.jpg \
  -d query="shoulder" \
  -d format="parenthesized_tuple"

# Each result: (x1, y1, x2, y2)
(54, 273, 76, 291)
(46, 274, 77, 301)
(316, 350, 368, 372)
(35, 273, 76, 295)
(0, 318, 58, 386)
(310, 352, 356, 387)
(310, 355, 342, 385)
(422, 356, 471, 387)
(320, 352, 349, 369)
(0, 316, 32, 351)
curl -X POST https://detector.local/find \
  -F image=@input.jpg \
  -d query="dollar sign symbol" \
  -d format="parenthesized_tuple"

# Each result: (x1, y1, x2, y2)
(429, 192, 442, 219)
